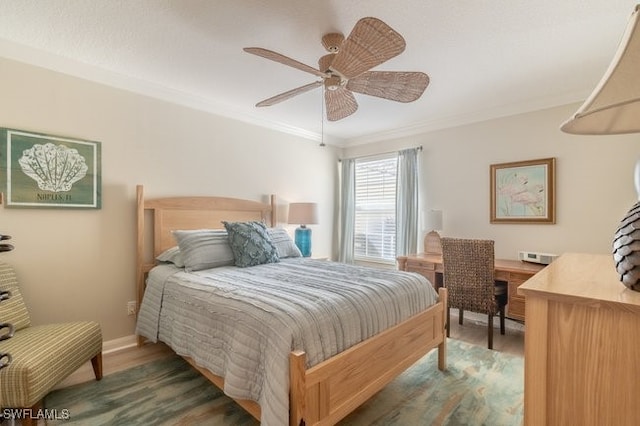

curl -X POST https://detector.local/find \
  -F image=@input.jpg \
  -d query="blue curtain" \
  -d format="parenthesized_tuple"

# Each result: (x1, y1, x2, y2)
(338, 158, 355, 263)
(396, 148, 420, 256)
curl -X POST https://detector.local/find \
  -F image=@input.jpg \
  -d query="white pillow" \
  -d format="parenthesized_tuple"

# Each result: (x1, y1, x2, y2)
(172, 229, 234, 271)
(268, 227, 302, 258)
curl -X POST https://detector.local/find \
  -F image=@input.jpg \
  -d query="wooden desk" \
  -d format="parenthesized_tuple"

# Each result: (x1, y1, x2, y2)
(397, 253, 545, 321)
(518, 253, 640, 425)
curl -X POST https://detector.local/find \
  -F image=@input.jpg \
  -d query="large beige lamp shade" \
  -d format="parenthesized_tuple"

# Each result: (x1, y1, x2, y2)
(561, 5, 640, 134)
(562, 4, 640, 291)
(287, 203, 319, 226)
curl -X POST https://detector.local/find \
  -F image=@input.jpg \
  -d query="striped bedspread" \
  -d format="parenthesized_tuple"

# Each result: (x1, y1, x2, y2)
(136, 258, 438, 426)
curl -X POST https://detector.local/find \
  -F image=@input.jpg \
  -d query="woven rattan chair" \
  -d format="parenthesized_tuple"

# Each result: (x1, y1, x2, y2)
(0, 261, 102, 426)
(441, 237, 507, 350)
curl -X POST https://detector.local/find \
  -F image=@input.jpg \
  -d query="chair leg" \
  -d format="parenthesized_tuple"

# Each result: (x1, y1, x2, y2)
(458, 308, 464, 325)
(91, 353, 103, 380)
(446, 307, 451, 337)
(488, 314, 494, 350)
(500, 305, 506, 335)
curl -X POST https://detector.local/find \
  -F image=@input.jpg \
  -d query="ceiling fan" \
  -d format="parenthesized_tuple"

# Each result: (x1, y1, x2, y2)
(244, 17, 430, 121)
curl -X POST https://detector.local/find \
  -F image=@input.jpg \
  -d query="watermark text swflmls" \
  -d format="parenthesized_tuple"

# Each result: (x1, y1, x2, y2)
(2, 408, 70, 420)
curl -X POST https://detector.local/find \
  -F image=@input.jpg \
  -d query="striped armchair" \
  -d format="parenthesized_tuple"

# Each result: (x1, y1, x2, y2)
(0, 261, 102, 426)
(441, 238, 507, 350)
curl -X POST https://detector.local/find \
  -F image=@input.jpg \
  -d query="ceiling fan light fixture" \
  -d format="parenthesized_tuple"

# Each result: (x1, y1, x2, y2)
(324, 75, 342, 91)
(321, 33, 344, 53)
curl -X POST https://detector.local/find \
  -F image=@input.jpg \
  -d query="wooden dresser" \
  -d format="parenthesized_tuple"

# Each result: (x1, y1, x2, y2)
(397, 253, 544, 321)
(518, 253, 640, 425)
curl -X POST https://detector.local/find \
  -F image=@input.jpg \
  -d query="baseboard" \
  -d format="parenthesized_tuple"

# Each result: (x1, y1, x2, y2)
(102, 335, 138, 354)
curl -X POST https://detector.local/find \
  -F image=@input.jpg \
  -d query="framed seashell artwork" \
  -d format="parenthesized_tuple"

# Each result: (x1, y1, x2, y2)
(0, 128, 101, 209)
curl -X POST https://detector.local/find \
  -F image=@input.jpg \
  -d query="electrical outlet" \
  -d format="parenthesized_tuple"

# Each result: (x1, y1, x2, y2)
(127, 301, 137, 316)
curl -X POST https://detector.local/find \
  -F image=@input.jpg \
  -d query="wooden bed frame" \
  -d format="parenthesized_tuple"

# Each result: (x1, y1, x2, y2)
(135, 184, 447, 426)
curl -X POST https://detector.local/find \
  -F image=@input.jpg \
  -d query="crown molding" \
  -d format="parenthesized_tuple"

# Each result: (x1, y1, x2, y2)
(343, 92, 589, 147)
(0, 38, 338, 145)
(0, 37, 587, 149)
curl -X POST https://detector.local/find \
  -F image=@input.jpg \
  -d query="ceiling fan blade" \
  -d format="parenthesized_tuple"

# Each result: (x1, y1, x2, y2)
(256, 81, 323, 107)
(330, 17, 406, 79)
(325, 87, 358, 121)
(244, 47, 328, 78)
(346, 71, 430, 102)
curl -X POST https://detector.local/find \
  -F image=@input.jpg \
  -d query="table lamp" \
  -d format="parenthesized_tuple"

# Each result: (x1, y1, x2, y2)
(288, 202, 319, 257)
(561, 5, 640, 291)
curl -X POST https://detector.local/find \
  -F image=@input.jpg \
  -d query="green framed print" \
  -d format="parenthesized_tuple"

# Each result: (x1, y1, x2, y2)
(1, 128, 101, 209)
(490, 157, 555, 224)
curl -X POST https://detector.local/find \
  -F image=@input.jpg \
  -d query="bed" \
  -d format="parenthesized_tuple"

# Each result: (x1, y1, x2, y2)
(134, 184, 447, 426)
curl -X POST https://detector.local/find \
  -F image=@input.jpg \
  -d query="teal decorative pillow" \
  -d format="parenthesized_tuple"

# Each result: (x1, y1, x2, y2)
(222, 221, 280, 267)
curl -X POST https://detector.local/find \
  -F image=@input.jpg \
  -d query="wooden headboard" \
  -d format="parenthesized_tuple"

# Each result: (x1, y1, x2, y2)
(135, 184, 276, 327)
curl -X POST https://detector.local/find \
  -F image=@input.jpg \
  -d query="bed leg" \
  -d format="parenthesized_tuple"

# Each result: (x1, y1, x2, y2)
(438, 287, 448, 371)
(290, 350, 306, 426)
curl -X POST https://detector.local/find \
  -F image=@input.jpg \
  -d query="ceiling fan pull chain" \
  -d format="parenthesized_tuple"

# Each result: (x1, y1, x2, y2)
(320, 89, 325, 147)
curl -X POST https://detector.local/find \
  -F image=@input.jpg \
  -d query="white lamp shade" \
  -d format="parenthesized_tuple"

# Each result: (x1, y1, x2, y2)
(288, 203, 319, 225)
(561, 5, 640, 134)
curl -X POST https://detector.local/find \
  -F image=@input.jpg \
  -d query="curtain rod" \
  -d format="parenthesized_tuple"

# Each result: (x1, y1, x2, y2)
(338, 145, 422, 162)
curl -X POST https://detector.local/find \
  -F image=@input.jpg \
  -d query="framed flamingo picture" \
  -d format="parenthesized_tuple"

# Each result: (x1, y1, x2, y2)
(0, 128, 101, 209)
(490, 157, 555, 224)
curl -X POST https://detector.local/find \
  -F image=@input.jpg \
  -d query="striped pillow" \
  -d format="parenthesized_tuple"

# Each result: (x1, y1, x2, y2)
(172, 229, 235, 271)
(268, 228, 302, 258)
(155, 246, 185, 268)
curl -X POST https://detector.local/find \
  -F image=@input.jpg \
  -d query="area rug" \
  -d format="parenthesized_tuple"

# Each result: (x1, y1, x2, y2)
(45, 339, 523, 425)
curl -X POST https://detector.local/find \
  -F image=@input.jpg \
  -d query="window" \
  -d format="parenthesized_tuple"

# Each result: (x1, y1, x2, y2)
(354, 154, 398, 262)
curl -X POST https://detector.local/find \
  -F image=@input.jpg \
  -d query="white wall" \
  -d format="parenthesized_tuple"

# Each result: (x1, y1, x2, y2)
(343, 104, 639, 259)
(4, 54, 637, 343)
(0, 58, 338, 341)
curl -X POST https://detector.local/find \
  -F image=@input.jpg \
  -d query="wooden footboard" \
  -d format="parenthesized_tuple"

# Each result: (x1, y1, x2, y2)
(180, 287, 447, 426)
(290, 287, 447, 426)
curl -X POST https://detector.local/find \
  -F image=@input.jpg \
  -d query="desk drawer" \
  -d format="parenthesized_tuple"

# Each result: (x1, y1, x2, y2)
(406, 260, 436, 271)
(507, 297, 525, 321)
(495, 270, 537, 281)
(510, 271, 537, 281)
(508, 281, 526, 321)
(495, 270, 510, 281)
(509, 280, 526, 295)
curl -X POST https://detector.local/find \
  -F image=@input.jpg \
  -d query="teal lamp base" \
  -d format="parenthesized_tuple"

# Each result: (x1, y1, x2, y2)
(295, 226, 312, 257)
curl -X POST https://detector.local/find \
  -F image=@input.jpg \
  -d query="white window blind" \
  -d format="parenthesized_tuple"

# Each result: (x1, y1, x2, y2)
(354, 154, 398, 262)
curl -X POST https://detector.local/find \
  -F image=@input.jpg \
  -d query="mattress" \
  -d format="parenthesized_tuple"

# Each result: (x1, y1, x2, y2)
(136, 258, 438, 426)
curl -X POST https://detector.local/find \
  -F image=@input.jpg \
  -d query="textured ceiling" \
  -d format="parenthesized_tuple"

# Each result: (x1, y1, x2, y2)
(0, 0, 637, 146)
